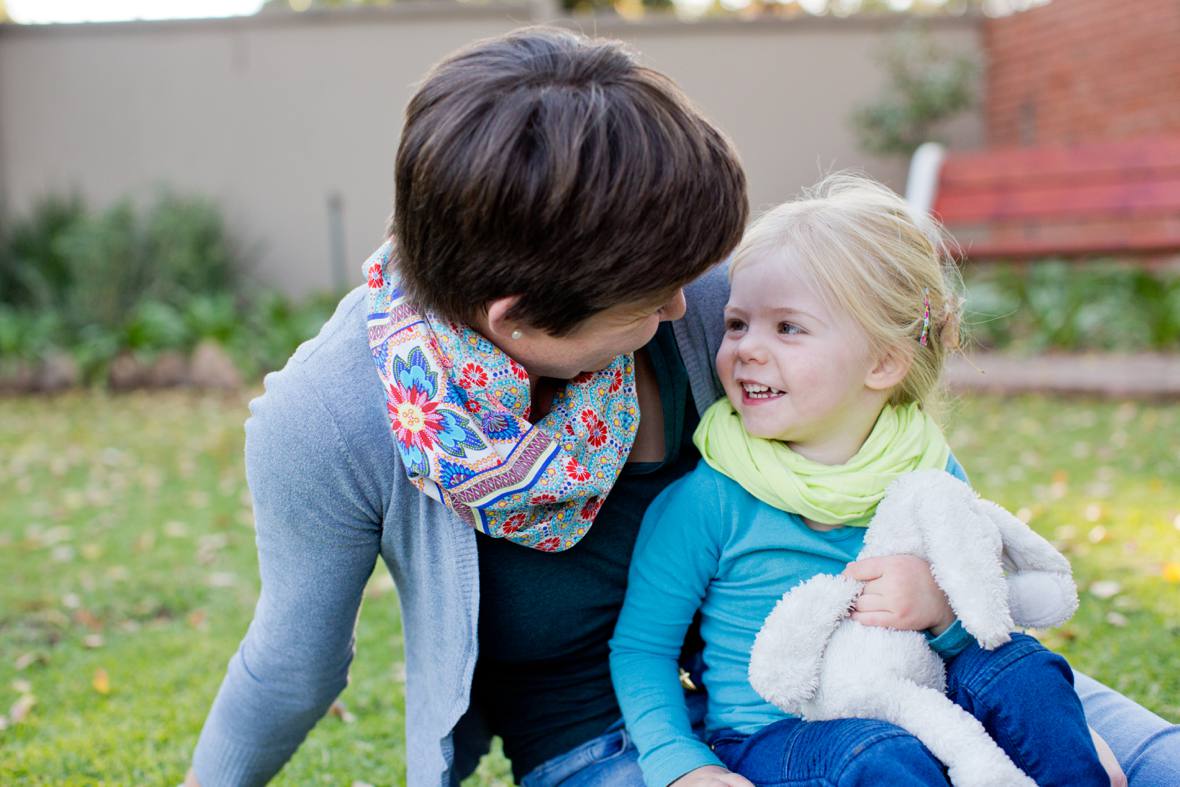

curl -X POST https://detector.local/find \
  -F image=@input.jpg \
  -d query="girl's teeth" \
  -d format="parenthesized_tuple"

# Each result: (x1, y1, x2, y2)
(742, 383, 783, 399)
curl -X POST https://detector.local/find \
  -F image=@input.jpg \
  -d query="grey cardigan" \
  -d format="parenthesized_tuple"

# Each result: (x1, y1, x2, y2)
(190, 265, 731, 786)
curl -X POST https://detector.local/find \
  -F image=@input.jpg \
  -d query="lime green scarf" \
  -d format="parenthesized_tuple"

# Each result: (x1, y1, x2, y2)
(693, 400, 950, 527)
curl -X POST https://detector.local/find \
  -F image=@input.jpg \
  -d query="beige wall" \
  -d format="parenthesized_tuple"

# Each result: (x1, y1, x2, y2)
(0, 5, 983, 295)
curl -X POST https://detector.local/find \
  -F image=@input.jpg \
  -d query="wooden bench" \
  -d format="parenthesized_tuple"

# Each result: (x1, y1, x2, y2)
(905, 136, 1180, 261)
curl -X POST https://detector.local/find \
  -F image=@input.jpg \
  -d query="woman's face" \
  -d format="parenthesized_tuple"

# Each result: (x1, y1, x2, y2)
(509, 288, 687, 380)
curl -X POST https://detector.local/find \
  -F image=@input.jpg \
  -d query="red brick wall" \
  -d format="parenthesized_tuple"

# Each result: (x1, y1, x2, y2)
(984, 0, 1180, 147)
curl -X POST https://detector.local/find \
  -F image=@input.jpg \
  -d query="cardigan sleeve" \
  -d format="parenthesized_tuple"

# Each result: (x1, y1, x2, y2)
(191, 359, 384, 786)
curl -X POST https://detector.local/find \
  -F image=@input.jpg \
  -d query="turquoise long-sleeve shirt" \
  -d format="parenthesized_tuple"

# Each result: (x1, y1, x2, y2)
(609, 456, 971, 787)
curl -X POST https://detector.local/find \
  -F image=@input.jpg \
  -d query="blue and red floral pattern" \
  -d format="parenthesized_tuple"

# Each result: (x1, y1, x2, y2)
(364, 242, 639, 551)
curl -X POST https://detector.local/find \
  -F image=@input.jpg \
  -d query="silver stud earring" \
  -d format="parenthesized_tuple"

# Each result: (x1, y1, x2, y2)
(511, 329, 523, 340)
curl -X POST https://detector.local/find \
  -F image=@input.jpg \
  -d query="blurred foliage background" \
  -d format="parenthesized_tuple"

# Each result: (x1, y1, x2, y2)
(0, 193, 340, 391)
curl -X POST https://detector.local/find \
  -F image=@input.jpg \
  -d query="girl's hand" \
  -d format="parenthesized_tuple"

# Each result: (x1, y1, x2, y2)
(843, 555, 955, 634)
(670, 765, 755, 787)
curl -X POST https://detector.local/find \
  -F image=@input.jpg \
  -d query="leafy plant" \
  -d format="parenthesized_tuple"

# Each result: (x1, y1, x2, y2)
(0, 193, 87, 310)
(851, 24, 978, 158)
(963, 261, 1180, 353)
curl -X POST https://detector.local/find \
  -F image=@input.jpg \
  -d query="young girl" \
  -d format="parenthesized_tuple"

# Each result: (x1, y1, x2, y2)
(609, 174, 1108, 787)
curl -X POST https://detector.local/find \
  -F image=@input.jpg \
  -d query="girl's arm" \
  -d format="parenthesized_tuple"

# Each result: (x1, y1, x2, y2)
(609, 469, 727, 787)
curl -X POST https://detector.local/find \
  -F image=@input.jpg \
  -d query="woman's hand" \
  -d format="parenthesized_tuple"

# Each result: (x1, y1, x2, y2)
(670, 765, 754, 787)
(843, 555, 955, 635)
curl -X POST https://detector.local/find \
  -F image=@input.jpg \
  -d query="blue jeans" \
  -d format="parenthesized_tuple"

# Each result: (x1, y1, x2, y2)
(711, 634, 1106, 785)
(520, 638, 1180, 786)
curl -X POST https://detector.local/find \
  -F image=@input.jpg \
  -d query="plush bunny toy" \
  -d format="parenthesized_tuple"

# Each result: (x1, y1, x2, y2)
(748, 469, 1078, 787)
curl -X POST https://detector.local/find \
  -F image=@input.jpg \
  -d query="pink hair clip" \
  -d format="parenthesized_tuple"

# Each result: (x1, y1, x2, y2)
(918, 289, 931, 346)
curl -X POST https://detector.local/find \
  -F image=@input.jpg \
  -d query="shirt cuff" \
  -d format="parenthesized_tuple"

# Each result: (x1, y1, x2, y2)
(925, 619, 973, 659)
(643, 739, 725, 787)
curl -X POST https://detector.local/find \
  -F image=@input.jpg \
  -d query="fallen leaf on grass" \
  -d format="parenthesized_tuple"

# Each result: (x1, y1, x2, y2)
(11, 680, 31, 694)
(9, 694, 35, 724)
(1089, 580, 1121, 599)
(134, 532, 156, 554)
(163, 520, 188, 538)
(187, 610, 208, 629)
(83, 634, 104, 649)
(13, 652, 46, 671)
(328, 699, 356, 724)
(1162, 563, 1180, 583)
(92, 668, 110, 695)
(207, 572, 236, 588)
(73, 609, 102, 631)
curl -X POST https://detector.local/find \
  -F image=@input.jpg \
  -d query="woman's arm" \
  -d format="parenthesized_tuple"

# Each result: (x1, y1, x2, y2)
(189, 366, 383, 786)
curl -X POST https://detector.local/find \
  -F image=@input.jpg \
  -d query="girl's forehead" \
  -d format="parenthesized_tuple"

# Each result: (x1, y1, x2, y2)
(730, 254, 821, 302)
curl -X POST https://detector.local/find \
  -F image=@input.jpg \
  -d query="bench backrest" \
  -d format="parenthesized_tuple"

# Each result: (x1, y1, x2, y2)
(922, 136, 1180, 260)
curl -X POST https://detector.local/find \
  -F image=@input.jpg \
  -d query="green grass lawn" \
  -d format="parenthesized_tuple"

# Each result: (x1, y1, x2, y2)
(1, 391, 1178, 785)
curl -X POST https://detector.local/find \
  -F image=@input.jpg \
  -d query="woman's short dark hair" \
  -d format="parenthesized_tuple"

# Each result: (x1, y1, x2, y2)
(391, 26, 748, 335)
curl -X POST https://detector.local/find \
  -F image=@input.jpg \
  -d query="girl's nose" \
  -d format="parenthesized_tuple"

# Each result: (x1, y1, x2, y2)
(736, 330, 766, 363)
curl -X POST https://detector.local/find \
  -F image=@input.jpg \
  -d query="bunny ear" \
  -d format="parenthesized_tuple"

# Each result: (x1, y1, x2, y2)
(907, 471, 1013, 649)
(976, 500, 1079, 629)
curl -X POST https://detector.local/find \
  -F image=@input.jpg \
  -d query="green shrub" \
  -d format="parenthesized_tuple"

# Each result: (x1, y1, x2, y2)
(0, 194, 87, 310)
(963, 261, 1180, 352)
(0, 191, 265, 382)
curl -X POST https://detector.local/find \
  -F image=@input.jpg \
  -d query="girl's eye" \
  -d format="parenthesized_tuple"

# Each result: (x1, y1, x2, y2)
(778, 322, 802, 335)
(725, 318, 746, 332)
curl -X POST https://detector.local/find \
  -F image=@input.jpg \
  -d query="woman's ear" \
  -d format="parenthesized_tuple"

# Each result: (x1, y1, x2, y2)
(865, 347, 913, 392)
(484, 295, 525, 341)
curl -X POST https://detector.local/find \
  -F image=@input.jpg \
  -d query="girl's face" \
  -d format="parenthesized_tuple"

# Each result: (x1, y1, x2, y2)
(716, 254, 889, 462)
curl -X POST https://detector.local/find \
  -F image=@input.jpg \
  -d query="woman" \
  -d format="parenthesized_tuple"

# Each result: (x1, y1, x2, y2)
(187, 27, 1175, 787)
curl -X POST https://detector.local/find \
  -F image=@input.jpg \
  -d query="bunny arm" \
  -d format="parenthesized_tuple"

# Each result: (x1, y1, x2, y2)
(979, 498, 1079, 628)
(748, 573, 861, 715)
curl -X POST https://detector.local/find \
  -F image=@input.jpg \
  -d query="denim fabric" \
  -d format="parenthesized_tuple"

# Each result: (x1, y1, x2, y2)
(943, 633, 1107, 785)
(1073, 671, 1180, 787)
(521, 693, 708, 787)
(707, 635, 1107, 787)
(527, 667, 1178, 787)
(520, 723, 639, 787)
(711, 717, 947, 786)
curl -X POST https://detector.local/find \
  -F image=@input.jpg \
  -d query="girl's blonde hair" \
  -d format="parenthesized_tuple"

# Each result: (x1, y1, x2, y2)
(732, 172, 963, 410)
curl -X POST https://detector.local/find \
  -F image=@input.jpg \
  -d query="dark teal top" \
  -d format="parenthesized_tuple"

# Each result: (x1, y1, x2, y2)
(472, 322, 700, 780)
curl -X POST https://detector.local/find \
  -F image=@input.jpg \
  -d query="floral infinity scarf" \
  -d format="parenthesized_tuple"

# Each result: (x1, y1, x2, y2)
(365, 242, 640, 552)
